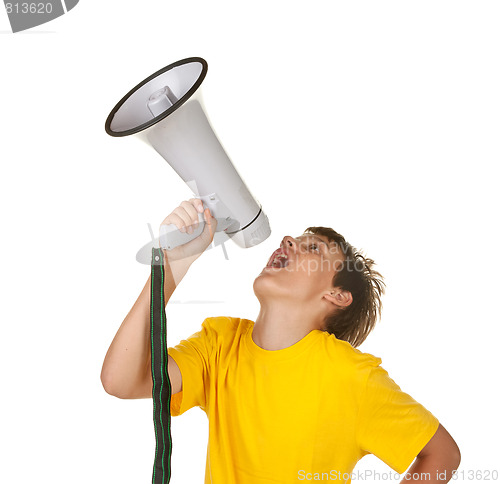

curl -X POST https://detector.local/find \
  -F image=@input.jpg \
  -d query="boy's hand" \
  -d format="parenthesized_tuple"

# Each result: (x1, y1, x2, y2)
(159, 198, 218, 264)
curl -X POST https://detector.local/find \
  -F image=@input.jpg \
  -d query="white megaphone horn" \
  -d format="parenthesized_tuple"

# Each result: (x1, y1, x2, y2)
(105, 57, 271, 262)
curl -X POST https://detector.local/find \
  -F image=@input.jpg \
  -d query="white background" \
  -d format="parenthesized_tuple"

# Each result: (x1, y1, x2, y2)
(1, 1, 499, 483)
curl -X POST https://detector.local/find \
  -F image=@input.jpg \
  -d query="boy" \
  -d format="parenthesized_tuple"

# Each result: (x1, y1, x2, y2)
(101, 199, 461, 484)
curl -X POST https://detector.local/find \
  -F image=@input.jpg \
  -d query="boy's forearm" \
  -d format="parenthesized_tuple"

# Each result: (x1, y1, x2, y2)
(100, 255, 191, 397)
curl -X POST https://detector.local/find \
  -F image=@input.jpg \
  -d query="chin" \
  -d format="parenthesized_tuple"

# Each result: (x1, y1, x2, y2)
(253, 271, 274, 298)
(253, 271, 289, 302)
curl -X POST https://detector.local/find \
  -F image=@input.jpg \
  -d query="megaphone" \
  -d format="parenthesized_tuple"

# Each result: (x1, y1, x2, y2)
(105, 57, 271, 260)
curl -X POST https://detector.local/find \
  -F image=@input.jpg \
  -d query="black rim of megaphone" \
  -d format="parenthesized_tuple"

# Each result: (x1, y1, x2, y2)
(105, 57, 208, 137)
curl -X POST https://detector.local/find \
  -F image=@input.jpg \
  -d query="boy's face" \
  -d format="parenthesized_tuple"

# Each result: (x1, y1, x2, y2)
(253, 233, 345, 309)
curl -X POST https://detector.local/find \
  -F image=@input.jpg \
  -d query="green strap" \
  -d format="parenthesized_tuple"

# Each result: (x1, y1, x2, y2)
(150, 247, 172, 484)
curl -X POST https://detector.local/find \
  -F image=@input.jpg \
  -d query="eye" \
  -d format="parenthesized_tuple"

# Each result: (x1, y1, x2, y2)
(309, 243, 320, 253)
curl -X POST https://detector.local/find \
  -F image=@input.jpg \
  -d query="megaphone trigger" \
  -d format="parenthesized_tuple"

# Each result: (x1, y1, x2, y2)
(159, 212, 234, 251)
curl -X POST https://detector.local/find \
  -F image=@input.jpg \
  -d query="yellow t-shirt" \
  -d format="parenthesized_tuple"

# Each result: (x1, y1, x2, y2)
(168, 316, 439, 484)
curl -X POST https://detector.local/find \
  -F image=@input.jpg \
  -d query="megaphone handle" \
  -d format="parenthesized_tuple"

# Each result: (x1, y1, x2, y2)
(159, 212, 231, 250)
(159, 212, 205, 250)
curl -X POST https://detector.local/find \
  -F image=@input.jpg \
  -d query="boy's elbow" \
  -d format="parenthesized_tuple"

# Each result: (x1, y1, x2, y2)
(442, 428, 461, 470)
(450, 443, 461, 469)
(100, 372, 126, 398)
(442, 442, 461, 474)
(101, 371, 151, 399)
(101, 380, 130, 399)
(101, 372, 116, 396)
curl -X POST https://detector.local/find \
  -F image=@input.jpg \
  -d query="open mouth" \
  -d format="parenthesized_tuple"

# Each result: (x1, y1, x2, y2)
(266, 249, 289, 269)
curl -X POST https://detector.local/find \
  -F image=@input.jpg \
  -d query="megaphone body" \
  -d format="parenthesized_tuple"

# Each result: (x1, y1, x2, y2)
(105, 57, 271, 253)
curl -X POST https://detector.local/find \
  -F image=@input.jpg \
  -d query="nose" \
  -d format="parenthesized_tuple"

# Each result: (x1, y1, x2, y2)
(281, 236, 297, 252)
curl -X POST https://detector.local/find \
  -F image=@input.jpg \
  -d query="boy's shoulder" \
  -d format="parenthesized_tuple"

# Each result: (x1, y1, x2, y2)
(317, 330, 383, 379)
(201, 315, 251, 337)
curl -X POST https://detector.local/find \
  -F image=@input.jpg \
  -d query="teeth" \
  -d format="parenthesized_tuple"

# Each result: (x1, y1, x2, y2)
(273, 253, 288, 265)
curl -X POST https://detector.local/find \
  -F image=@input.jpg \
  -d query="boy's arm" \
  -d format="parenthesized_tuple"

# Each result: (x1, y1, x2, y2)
(400, 424, 461, 483)
(100, 199, 217, 399)
(100, 270, 183, 399)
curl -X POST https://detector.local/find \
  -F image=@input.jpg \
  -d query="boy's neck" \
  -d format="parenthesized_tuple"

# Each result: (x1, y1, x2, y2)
(252, 304, 324, 351)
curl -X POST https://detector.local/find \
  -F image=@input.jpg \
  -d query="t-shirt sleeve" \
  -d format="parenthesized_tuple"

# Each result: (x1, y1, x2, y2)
(167, 318, 213, 416)
(356, 364, 440, 475)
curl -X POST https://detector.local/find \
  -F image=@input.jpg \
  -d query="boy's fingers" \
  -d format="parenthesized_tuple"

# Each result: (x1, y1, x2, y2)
(180, 201, 200, 233)
(203, 208, 217, 242)
(162, 213, 186, 232)
(204, 208, 214, 224)
(189, 198, 205, 214)
(161, 200, 212, 238)
(173, 207, 193, 232)
(181, 200, 199, 222)
(206, 210, 213, 241)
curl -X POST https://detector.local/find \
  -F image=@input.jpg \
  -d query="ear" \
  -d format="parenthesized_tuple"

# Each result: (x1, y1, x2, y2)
(323, 288, 353, 309)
